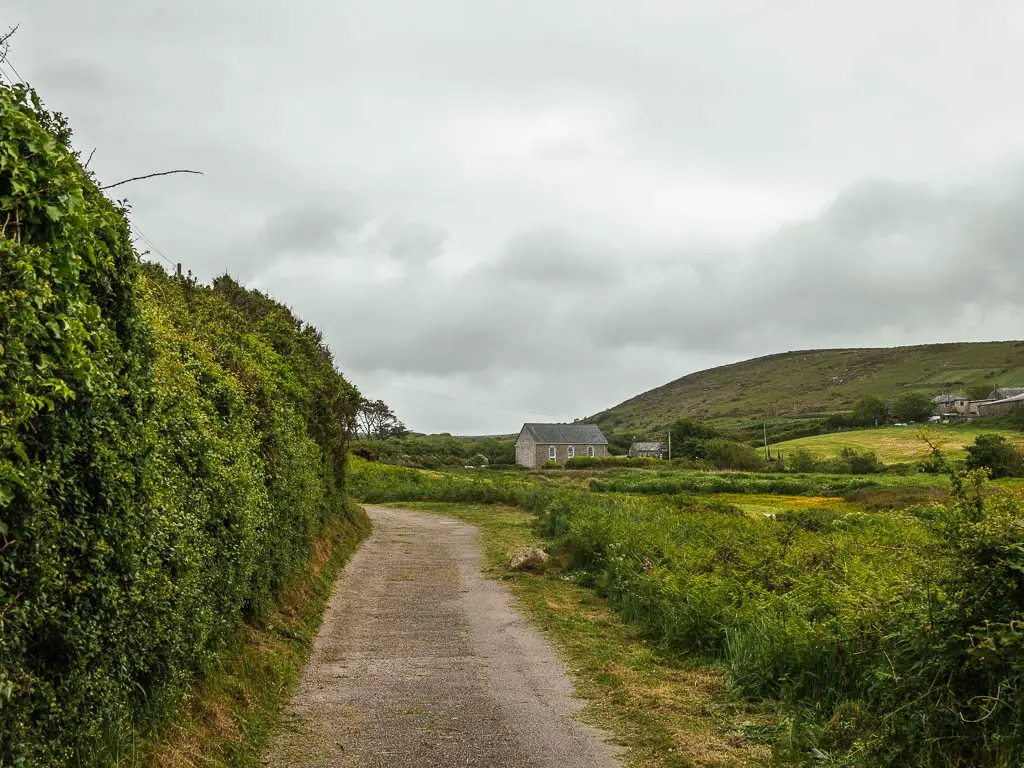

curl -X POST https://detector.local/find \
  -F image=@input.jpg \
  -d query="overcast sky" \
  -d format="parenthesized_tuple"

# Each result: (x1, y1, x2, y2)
(7, 1, 1024, 434)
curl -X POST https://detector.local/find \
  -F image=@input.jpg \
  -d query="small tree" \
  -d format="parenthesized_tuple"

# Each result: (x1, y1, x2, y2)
(965, 433, 1023, 479)
(703, 438, 765, 471)
(788, 447, 818, 473)
(852, 395, 889, 426)
(890, 392, 934, 423)
(668, 417, 723, 460)
(356, 398, 406, 439)
(840, 447, 881, 474)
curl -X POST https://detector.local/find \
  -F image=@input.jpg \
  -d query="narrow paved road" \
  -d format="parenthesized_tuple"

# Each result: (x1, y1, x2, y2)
(263, 505, 620, 768)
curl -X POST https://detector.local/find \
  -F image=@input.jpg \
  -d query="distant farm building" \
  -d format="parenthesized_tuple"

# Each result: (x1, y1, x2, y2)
(963, 387, 1024, 417)
(515, 423, 609, 468)
(976, 392, 1024, 418)
(629, 441, 669, 459)
(932, 394, 969, 415)
(988, 387, 1024, 400)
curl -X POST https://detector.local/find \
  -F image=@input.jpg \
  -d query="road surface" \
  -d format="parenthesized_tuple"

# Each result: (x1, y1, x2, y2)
(262, 505, 620, 768)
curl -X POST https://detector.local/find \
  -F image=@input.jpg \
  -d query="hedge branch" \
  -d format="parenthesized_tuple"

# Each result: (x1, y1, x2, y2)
(100, 169, 203, 190)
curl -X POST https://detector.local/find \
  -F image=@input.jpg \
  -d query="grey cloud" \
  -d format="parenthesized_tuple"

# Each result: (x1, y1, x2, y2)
(11, 0, 1024, 433)
(263, 202, 364, 252)
(292, 169, 1024, 390)
(376, 218, 447, 263)
(490, 228, 618, 285)
(590, 170, 1024, 353)
(38, 58, 107, 91)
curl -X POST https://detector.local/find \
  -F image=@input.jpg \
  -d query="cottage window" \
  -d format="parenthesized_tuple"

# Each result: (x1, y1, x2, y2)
(588, 446, 595, 458)
(568, 446, 575, 459)
(548, 446, 556, 460)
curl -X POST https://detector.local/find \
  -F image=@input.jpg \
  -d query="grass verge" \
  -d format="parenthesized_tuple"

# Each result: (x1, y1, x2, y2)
(140, 502, 369, 768)
(396, 501, 779, 768)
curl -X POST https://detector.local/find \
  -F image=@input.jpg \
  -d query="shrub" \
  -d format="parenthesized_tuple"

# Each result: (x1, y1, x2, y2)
(964, 433, 1023, 478)
(851, 394, 889, 426)
(890, 391, 934, 423)
(839, 447, 881, 474)
(703, 438, 765, 471)
(542, 459, 561, 469)
(352, 445, 380, 462)
(787, 447, 817, 473)
(669, 417, 727, 460)
(564, 456, 660, 469)
(918, 449, 945, 473)
(845, 485, 949, 510)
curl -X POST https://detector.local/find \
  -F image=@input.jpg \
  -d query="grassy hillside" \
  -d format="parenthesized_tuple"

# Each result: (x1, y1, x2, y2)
(591, 341, 1024, 437)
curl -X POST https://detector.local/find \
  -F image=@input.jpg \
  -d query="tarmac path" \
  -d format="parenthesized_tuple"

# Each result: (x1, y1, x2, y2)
(262, 505, 620, 768)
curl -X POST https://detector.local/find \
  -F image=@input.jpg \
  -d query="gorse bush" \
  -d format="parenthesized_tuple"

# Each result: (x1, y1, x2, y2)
(0, 83, 365, 765)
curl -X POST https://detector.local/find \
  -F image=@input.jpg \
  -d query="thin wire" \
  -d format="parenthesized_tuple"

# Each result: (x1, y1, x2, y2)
(131, 225, 177, 270)
(4, 56, 23, 83)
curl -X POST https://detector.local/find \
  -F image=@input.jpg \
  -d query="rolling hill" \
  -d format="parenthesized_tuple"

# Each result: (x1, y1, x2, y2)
(589, 341, 1024, 439)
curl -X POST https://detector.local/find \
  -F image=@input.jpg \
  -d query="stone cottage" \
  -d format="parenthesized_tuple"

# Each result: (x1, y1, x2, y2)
(515, 423, 609, 468)
(932, 394, 969, 415)
(629, 441, 669, 459)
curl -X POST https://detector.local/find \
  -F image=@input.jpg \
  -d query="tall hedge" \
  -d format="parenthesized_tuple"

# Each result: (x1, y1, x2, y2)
(0, 83, 364, 764)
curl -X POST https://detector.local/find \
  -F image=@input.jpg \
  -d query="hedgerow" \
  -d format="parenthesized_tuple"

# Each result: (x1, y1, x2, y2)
(0, 82, 364, 765)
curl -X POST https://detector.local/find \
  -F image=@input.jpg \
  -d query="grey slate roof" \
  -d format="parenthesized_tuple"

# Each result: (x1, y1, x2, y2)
(523, 423, 608, 445)
(990, 392, 1024, 405)
(991, 387, 1024, 400)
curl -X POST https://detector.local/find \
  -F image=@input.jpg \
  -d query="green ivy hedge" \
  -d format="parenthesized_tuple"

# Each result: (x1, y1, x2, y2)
(0, 82, 364, 765)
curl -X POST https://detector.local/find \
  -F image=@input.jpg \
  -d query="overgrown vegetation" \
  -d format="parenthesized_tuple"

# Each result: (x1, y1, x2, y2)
(0, 81, 366, 765)
(145, 506, 365, 768)
(350, 455, 1024, 766)
(352, 432, 515, 468)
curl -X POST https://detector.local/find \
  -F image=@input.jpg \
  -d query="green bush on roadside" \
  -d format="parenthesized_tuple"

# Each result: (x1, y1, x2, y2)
(0, 82, 363, 765)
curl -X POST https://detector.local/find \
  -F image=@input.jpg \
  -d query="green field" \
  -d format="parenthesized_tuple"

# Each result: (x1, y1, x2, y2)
(589, 341, 1024, 437)
(776, 423, 1024, 463)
